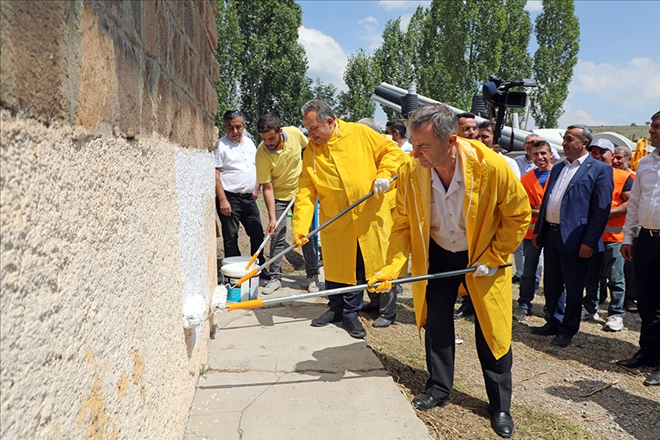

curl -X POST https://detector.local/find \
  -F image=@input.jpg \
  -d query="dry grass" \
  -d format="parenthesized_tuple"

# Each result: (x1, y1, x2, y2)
(360, 284, 660, 440)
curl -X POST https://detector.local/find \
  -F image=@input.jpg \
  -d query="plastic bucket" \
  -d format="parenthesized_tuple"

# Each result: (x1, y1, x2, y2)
(221, 256, 251, 267)
(221, 262, 260, 303)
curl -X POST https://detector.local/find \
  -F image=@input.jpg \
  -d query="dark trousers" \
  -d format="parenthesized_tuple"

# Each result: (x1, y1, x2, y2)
(634, 229, 660, 364)
(325, 245, 366, 319)
(543, 225, 590, 337)
(217, 192, 265, 265)
(424, 240, 512, 413)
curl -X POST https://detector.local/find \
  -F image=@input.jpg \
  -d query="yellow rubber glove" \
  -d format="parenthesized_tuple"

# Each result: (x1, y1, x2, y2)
(367, 272, 393, 292)
(293, 232, 309, 251)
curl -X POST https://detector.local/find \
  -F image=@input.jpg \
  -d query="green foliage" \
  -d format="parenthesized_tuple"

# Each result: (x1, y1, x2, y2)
(214, 0, 308, 131)
(374, 18, 413, 120)
(300, 78, 339, 112)
(214, 0, 242, 128)
(337, 49, 380, 121)
(530, 0, 580, 128)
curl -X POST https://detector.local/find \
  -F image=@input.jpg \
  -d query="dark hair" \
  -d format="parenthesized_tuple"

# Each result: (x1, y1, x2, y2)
(223, 109, 244, 123)
(457, 112, 476, 120)
(257, 114, 281, 133)
(386, 119, 407, 137)
(531, 139, 552, 153)
(408, 104, 458, 141)
(301, 100, 335, 122)
(478, 120, 495, 131)
(566, 124, 593, 144)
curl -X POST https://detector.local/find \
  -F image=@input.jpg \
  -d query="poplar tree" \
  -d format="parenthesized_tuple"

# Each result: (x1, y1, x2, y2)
(214, 0, 308, 129)
(374, 18, 413, 120)
(530, 0, 580, 128)
(214, 0, 242, 127)
(337, 49, 380, 121)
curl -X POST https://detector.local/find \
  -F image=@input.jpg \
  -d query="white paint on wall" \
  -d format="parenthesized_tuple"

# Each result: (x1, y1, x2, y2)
(174, 147, 215, 344)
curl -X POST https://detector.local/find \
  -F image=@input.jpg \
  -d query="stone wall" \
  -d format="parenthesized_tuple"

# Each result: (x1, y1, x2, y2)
(1, 1, 220, 438)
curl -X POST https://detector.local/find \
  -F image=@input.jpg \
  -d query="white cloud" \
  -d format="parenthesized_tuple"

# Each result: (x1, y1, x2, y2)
(399, 13, 413, 31)
(358, 16, 382, 49)
(559, 109, 609, 127)
(379, 1, 430, 11)
(298, 26, 348, 90)
(524, 1, 543, 12)
(569, 58, 660, 109)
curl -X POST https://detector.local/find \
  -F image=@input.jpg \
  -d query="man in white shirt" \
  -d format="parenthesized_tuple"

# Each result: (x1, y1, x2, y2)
(617, 111, 660, 386)
(385, 119, 413, 153)
(214, 110, 265, 266)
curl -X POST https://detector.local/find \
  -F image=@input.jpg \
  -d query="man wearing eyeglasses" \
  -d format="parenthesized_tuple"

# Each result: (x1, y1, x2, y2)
(214, 110, 265, 266)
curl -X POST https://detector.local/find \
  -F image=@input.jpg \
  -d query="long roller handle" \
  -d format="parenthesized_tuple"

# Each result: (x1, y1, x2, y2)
(246, 197, 296, 269)
(225, 263, 511, 312)
(235, 175, 399, 286)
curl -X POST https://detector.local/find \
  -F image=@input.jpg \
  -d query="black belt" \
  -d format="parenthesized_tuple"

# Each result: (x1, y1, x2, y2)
(641, 227, 660, 238)
(546, 221, 560, 232)
(224, 191, 254, 200)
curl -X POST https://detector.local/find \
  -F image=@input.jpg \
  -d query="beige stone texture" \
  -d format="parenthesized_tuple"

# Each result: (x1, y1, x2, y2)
(0, 112, 212, 439)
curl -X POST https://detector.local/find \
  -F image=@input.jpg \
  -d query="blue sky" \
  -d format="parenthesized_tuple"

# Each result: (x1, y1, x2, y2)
(296, 0, 660, 128)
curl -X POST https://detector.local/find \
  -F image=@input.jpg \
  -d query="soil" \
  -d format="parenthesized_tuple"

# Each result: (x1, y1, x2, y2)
(217, 196, 659, 439)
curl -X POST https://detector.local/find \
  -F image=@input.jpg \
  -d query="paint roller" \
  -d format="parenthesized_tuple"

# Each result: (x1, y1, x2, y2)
(233, 175, 399, 287)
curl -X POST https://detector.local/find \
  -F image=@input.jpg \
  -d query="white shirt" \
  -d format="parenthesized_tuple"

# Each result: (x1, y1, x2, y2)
(401, 140, 413, 154)
(213, 135, 257, 194)
(501, 153, 521, 179)
(623, 148, 660, 244)
(545, 152, 589, 224)
(430, 156, 468, 252)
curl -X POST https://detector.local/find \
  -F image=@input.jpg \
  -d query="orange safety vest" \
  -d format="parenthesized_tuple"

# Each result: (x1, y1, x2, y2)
(602, 168, 631, 243)
(520, 169, 550, 240)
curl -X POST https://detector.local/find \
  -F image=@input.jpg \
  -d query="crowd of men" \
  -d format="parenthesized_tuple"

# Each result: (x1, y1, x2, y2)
(213, 103, 660, 438)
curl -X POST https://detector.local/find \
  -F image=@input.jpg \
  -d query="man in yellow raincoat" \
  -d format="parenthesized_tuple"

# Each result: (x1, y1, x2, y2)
(368, 104, 530, 438)
(292, 100, 406, 338)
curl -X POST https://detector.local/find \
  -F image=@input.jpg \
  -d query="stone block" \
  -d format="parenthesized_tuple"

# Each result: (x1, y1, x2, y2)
(172, 29, 183, 86)
(183, 0, 195, 46)
(77, 3, 115, 129)
(143, 0, 158, 57)
(0, 1, 69, 121)
(204, 79, 218, 117)
(115, 37, 141, 138)
(156, 74, 171, 137)
(124, 0, 142, 46)
(157, 3, 171, 67)
(98, 0, 123, 25)
(203, 0, 218, 51)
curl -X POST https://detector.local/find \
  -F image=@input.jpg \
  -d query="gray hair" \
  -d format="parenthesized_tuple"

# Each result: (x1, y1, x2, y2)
(357, 118, 382, 133)
(525, 133, 542, 141)
(301, 100, 335, 122)
(614, 145, 632, 158)
(408, 104, 458, 141)
(566, 124, 593, 144)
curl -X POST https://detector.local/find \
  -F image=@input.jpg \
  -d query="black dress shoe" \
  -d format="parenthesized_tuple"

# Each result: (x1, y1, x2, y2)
(550, 334, 572, 347)
(511, 275, 520, 284)
(372, 315, 395, 328)
(623, 300, 638, 313)
(360, 303, 379, 314)
(617, 351, 656, 368)
(644, 368, 660, 386)
(342, 317, 367, 338)
(491, 411, 514, 438)
(411, 392, 449, 411)
(531, 322, 559, 335)
(454, 303, 474, 319)
(311, 310, 342, 327)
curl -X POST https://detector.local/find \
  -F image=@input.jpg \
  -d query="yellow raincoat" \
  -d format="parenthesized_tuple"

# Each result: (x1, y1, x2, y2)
(380, 138, 531, 359)
(292, 119, 406, 284)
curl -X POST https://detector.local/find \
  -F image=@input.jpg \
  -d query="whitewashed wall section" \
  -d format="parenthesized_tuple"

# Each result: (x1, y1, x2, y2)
(174, 147, 216, 345)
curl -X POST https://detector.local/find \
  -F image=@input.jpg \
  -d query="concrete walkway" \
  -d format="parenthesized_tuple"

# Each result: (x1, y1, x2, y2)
(184, 275, 432, 440)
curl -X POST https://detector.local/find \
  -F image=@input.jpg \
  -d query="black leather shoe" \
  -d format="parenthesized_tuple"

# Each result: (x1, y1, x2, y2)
(360, 303, 379, 314)
(311, 310, 342, 327)
(342, 317, 367, 338)
(411, 392, 449, 411)
(454, 303, 474, 319)
(531, 322, 559, 335)
(551, 334, 572, 347)
(511, 275, 520, 284)
(617, 351, 656, 368)
(372, 315, 395, 328)
(491, 411, 514, 438)
(644, 368, 660, 386)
